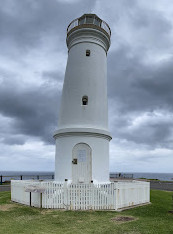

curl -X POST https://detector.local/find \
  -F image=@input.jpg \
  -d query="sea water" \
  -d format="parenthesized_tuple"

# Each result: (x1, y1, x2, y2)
(0, 171, 173, 182)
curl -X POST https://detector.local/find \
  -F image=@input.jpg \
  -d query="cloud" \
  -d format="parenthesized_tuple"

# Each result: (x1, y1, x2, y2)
(0, 0, 173, 172)
(0, 75, 61, 144)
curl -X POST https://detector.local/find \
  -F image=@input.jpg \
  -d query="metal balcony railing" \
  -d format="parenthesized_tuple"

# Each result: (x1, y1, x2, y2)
(67, 15, 111, 37)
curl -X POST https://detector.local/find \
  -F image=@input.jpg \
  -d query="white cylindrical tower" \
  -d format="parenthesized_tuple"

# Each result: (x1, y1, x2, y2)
(54, 14, 111, 183)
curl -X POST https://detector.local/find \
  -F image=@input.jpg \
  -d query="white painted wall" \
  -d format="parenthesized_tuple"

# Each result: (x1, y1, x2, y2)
(54, 21, 112, 183)
(55, 134, 110, 183)
(58, 41, 108, 131)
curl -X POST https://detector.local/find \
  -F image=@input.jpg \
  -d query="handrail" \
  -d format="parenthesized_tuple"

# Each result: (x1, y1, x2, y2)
(0, 174, 54, 184)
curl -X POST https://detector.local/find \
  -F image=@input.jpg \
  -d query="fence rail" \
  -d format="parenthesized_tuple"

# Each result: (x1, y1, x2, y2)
(0, 175, 54, 185)
(110, 173, 133, 179)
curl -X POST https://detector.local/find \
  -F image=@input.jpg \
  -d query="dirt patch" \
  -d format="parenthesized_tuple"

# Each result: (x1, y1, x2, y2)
(77, 220, 83, 223)
(0, 204, 17, 211)
(41, 209, 54, 215)
(111, 216, 137, 223)
(41, 208, 66, 215)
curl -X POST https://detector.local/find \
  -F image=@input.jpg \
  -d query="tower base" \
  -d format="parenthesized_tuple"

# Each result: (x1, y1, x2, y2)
(54, 128, 112, 183)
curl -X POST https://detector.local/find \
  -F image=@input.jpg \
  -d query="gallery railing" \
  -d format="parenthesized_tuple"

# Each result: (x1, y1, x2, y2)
(67, 15, 111, 37)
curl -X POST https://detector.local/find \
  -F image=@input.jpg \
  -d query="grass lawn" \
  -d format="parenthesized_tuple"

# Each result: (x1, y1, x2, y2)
(0, 190, 173, 234)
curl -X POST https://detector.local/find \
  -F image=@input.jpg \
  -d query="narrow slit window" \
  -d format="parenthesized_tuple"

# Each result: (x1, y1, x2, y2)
(82, 96, 88, 105)
(86, 50, 90, 56)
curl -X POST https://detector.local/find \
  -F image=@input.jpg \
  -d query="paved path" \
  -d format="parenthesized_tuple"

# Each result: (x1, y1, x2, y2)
(150, 181, 173, 191)
(0, 185, 10, 192)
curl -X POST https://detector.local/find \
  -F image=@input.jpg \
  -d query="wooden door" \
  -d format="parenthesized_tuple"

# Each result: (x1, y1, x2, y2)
(72, 143, 92, 183)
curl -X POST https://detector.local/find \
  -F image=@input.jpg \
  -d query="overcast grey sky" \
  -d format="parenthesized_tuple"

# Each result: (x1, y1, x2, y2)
(0, 0, 173, 173)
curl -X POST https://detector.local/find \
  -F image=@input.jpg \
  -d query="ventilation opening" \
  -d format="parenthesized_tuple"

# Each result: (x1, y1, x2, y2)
(86, 50, 90, 56)
(82, 96, 88, 105)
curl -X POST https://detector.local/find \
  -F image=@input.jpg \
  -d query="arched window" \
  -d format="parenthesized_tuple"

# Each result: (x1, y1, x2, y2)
(82, 96, 88, 105)
(86, 49, 90, 56)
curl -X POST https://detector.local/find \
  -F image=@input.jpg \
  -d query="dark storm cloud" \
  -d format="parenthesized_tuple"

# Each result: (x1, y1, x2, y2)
(108, 0, 172, 52)
(0, 76, 61, 144)
(115, 119, 173, 148)
(108, 49, 173, 112)
(106, 0, 173, 149)
(0, 0, 96, 146)
(108, 45, 173, 148)
(2, 136, 25, 145)
(0, 0, 173, 172)
(0, 0, 96, 52)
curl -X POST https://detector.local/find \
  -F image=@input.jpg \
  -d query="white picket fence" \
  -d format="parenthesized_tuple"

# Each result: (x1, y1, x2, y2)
(42, 182, 116, 210)
(115, 181, 150, 209)
(11, 180, 150, 210)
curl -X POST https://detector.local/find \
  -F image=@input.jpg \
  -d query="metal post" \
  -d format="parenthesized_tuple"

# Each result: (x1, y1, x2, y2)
(0, 175, 2, 185)
(40, 193, 42, 208)
(30, 192, 32, 206)
(20, 175, 23, 180)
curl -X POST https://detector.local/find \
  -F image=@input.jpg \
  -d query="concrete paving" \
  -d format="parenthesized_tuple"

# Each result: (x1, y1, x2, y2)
(150, 181, 173, 191)
(0, 185, 11, 192)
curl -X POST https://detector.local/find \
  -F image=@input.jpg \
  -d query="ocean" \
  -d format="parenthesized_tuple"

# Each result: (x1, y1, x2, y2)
(0, 171, 54, 182)
(0, 171, 173, 182)
(133, 172, 173, 181)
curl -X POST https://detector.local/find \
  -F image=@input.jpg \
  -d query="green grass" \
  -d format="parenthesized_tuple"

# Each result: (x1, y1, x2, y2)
(0, 190, 172, 234)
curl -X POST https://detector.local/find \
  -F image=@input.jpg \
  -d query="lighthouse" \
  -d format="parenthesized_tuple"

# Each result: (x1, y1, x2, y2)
(11, 14, 150, 210)
(54, 14, 112, 183)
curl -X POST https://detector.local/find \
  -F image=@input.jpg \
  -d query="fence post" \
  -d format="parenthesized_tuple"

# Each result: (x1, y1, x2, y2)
(0, 175, 2, 185)
(115, 183, 118, 211)
(20, 175, 23, 180)
(64, 180, 68, 210)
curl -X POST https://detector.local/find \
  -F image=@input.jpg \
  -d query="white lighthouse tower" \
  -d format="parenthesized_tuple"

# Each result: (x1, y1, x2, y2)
(54, 14, 112, 184)
(11, 14, 150, 210)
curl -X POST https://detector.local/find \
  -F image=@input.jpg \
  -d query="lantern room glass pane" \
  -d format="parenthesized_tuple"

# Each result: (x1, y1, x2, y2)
(86, 16, 94, 24)
(94, 17, 101, 26)
(79, 17, 85, 25)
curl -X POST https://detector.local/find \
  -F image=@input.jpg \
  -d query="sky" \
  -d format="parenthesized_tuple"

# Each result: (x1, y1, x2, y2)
(0, 0, 173, 173)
